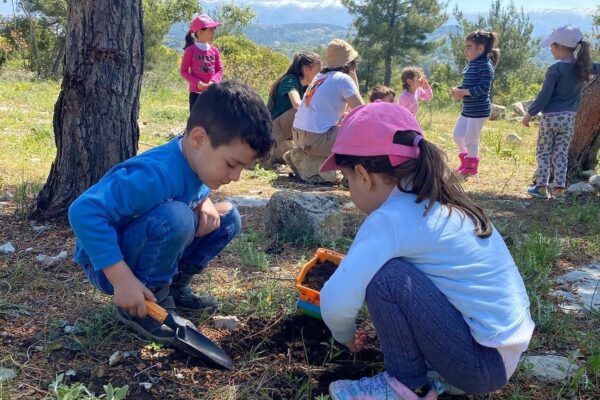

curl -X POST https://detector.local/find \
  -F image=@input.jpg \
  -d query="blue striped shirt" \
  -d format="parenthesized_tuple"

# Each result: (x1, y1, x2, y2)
(459, 54, 495, 118)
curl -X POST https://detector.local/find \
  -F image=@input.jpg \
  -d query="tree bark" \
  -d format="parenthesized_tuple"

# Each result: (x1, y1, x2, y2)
(31, 0, 144, 219)
(567, 76, 600, 179)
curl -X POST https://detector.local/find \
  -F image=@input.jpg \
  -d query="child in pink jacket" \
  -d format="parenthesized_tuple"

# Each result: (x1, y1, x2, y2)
(397, 66, 432, 116)
(180, 14, 224, 112)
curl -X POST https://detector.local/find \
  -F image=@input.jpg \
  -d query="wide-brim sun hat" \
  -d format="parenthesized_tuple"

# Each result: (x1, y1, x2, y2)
(320, 102, 424, 173)
(190, 14, 221, 33)
(326, 39, 359, 69)
(540, 25, 583, 48)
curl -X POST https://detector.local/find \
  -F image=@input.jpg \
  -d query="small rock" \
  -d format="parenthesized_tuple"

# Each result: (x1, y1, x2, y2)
(108, 350, 125, 367)
(32, 224, 50, 233)
(580, 170, 598, 180)
(589, 175, 600, 189)
(93, 366, 105, 378)
(63, 325, 76, 334)
(567, 182, 596, 194)
(0, 242, 15, 254)
(140, 382, 153, 390)
(35, 254, 56, 267)
(64, 369, 76, 377)
(35, 250, 68, 267)
(213, 315, 240, 331)
(490, 104, 506, 120)
(226, 195, 269, 208)
(24, 247, 33, 253)
(522, 354, 579, 382)
(0, 367, 17, 383)
(0, 192, 13, 202)
(269, 266, 281, 272)
(511, 101, 526, 117)
(505, 132, 523, 145)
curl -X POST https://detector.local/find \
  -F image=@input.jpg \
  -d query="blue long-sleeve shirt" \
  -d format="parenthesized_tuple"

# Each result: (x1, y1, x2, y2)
(459, 54, 495, 118)
(528, 61, 600, 116)
(68, 138, 210, 271)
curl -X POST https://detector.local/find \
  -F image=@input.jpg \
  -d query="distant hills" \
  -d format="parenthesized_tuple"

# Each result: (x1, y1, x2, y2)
(167, 4, 596, 64)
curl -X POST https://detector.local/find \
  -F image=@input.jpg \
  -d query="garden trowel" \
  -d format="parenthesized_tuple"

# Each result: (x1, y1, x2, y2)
(145, 300, 234, 370)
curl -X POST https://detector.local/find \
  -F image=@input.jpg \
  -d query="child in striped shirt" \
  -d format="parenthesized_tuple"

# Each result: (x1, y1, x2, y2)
(451, 30, 500, 177)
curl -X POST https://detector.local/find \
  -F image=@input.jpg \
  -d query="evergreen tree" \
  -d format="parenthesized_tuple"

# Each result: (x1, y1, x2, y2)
(450, 0, 539, 95)
(341, 0, 447, 86)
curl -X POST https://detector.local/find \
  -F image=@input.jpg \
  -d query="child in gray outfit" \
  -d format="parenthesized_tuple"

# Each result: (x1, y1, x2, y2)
(524, 25, 600, 199)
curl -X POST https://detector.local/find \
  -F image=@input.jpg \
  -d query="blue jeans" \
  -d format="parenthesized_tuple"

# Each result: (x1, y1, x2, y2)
(366, 258, 507, 394)
(84, 200, 241, 294)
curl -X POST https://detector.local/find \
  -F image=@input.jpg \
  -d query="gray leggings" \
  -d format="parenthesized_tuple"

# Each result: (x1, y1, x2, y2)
(366, 258, 507, 394)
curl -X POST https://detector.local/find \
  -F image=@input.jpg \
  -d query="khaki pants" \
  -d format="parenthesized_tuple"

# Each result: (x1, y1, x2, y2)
(292, 125, 339, 158)
(268, 108, 296, 163)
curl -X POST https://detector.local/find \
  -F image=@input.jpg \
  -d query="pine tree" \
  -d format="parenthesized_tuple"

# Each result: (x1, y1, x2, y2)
(342, 0, 447, 86)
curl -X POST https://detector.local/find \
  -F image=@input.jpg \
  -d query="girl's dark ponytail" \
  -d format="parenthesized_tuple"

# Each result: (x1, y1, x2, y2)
(575, 39, 592, 82)
(336, 133, 493, 239)
(465, 30, 500, 67)
(184, 30, 195, 50)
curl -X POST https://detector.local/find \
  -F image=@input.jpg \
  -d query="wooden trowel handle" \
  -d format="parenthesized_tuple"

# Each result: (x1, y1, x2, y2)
(145, 300, 168, 324)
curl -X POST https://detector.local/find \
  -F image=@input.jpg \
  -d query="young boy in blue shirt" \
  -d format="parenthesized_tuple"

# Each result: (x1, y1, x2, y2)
(69, 81, 273, 342)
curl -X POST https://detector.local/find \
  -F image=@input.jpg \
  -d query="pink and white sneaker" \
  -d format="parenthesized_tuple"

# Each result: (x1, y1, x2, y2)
(329, 371, 438, 400)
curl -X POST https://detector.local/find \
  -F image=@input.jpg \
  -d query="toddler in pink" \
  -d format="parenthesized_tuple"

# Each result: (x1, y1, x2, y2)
(397, 66, 432, 115)
(180, 14, 224, 111)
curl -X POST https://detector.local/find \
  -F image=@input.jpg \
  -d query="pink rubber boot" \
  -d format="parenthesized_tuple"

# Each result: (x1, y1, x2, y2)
(455, 153, 467, 173)
(459, 156, 479, 177)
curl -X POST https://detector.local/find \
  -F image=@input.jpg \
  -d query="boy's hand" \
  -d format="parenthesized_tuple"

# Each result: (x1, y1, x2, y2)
(104, 261, 156, 318)
(420, 78, 429, 88)
(522, 113, 531, 127)
(196, 197, 220, 237)
(344, 330, 367, 353)
(451, 88, 468, 100)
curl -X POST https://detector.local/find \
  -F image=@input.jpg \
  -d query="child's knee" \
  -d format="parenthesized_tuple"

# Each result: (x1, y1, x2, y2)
(220, 203, 242, 242)
(150, 201, 196, 245)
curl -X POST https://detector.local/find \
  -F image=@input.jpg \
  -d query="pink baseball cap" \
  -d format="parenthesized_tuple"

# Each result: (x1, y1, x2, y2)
(190, 14, 221, 33)
(541, 25, 583, 48)
(320, 102, 424, 173)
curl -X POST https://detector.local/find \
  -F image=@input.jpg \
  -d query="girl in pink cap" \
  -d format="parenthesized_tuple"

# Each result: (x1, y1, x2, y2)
(318, 102, 533, 400)
(180, 14, 224, 112)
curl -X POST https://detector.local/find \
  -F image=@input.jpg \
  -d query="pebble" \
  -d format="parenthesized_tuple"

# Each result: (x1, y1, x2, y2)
(213, 315, 240, 331)
(108, 350, 125, 367)
(140, 382, 153, 390)
(35, 250, 68, 267)
(0, 368, 17, 383)
(64, 369, 76, 377)
(0, 242, 15, 254)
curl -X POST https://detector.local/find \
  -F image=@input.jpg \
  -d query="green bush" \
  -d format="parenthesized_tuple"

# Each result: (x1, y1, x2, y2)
(214, 34, 289, 101)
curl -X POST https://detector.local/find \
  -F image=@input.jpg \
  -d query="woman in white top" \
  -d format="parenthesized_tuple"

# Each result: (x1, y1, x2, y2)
(284, 39, 365, 183)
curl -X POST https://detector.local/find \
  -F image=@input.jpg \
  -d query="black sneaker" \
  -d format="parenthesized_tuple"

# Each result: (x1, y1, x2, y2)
(169, 284, 217, 310)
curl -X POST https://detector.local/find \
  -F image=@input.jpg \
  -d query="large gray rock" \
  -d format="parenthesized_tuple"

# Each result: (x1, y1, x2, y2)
(589, 175, 600, 189)
(567, 182, 597, 194)
(521, 355, 579, 382)
(283, 147, 338, 183)
(267, 190, 343, 243)
(490, 104, 506, 120)
(554, 263, 600, 311)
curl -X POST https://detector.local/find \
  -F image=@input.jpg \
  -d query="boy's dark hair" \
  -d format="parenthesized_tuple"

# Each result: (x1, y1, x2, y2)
(465, 30, 500, 67)
(334, 131, 492, 239)
(186, 81, 274, 159)
(369, 85, 396, 102)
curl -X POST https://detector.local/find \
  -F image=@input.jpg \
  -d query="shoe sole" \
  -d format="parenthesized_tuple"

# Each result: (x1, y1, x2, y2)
(114, 309, 175, 344)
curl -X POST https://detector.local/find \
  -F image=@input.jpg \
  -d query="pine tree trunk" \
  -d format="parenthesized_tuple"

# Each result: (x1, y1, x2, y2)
(31, 0, 144, 219)
(567, 76, 600, 179)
